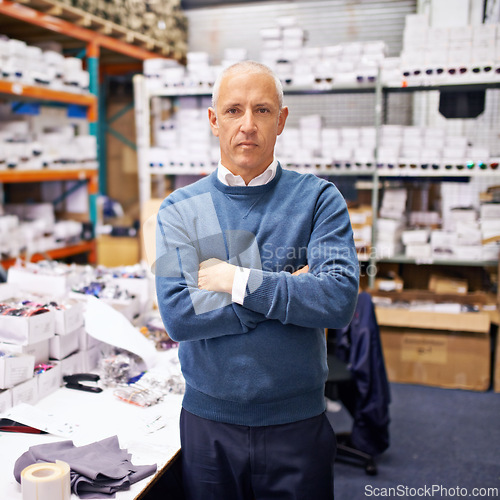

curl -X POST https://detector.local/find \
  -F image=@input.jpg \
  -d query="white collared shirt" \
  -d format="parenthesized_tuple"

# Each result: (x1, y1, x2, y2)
(217, 159, 278, 304)
(217, 159, 278, 187)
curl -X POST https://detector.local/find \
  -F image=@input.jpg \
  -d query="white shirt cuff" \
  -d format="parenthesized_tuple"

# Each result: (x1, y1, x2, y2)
(232, 267, 251, 305)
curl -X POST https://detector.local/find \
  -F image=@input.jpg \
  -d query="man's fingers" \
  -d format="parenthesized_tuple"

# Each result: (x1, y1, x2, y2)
(292, 265, 309, 276)
(199, 257, 223, 270)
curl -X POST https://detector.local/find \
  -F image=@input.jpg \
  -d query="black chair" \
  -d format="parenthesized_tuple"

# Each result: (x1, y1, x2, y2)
(325, 291, 391, 476)
(325, 352, 378, 475)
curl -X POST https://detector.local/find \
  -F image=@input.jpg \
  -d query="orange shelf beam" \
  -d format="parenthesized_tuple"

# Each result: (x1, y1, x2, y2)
(0, 169, 98, 191)
(0, 0, 162, 60)
(1, 240, 97, 269)
(0, 80, 97, 121)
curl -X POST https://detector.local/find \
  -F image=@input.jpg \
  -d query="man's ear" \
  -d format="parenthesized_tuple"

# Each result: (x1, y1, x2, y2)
(277, 106, 289, 136)
(208, 107, 219, 137)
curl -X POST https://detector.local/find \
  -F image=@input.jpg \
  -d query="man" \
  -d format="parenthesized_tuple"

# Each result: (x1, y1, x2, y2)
(155, 60, 359, 500)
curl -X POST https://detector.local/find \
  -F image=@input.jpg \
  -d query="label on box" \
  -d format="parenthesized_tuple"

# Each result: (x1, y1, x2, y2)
(11, 378, 38, 406)
(401, 334, 448, 364)
(0, 354, 35, 389)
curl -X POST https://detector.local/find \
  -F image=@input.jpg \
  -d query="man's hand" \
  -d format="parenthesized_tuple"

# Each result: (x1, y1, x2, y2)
(198, 258, 237, 294)
(292, 265, 309, 276)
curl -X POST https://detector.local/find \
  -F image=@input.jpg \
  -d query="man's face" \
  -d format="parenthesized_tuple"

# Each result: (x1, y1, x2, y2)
(208, 71, 288, 183)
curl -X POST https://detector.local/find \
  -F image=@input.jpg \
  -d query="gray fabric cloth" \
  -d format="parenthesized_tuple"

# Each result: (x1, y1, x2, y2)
(14, 435, 157, 499)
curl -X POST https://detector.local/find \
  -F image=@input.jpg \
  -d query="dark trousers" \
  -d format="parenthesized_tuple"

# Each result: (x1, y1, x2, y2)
(180, 408, 336, 500)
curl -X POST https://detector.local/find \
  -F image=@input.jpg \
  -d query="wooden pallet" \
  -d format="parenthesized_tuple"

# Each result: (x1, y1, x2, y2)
(1, 0, 183, 59)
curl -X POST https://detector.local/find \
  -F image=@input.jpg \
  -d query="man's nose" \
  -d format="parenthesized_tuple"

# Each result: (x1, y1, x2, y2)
(240, 110, 257, 132)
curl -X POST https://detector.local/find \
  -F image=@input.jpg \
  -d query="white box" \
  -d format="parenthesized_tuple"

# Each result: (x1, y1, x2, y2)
(77, 326, 101, 351)
(402, 229, 430, 245)
(377, 218, 405, 233)
(480, 204, 500, 219)
(49, 330, 80, 360)
(7, 267, 76, 298)
(37, 363, 62, 400)
(0, 389, 12, 413)
(0, 339, 49, 365)
(454, 245, 483, 260)
(59, 351, 84, 377)
(0, 310, 55, 345)
(11, 377, 38, 406)
(405, 243, 432, 259)
(0, 353, 35, 389)
(54, 301, 84, 335)
(81, 345, 103, 372)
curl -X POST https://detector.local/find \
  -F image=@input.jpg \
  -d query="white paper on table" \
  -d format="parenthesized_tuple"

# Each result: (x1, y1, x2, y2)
(0, 403, 78, 438)
(84, 296, 158, 369)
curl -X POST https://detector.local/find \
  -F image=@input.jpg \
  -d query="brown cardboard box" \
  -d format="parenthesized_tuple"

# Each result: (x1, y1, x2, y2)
(375, 302, 492, 391)
(428, 274, 468, 295)
(494, 333, 500, 393)
(140, 198, 165, 266)
(375, 307, 491, 334)
(97, 235, 140, 267)
(380, 327, 491, 391)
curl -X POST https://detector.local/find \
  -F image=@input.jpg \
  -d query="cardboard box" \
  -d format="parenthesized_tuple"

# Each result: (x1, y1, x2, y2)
(7, 266, 77, 298)
(54, 302, 84, 335)
(380, 327, 490, 391)
(0, 339, 50, 365)
(112, 276, 154, 314)
(77, 326, 101, 351)
(375, 307, 490, 334)
(0, 389, 12, 413)
(81, 345, 103, 372)
(494, 333, 500, 393)
(70, 292, 141, 322)
(0, 353, 35, 389)
(37, 363, 62, 400)
(429, 274, 468, 295)
(374, 274, 404, 292)
(11, 377, 38, 406)
(0, 310, 55, 345)
(59, 351, 84, 377)
(141, 198, 164, 266)
(97, 235, 140, 267)
(49, 330, 80, 360)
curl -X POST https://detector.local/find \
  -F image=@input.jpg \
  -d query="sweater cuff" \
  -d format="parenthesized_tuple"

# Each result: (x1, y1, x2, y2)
(232, 267, 251, 305)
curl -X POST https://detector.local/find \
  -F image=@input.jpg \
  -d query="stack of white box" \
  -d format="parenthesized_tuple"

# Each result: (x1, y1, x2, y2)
(260, 16, 386, 88)
(378, 125, 491, 170)
(0, 120, 97, 170)
(221, 48, 248, 69)
(186, 52, 217, 89)
(375, 189, 407, 258)
(277, 123, 378, 169)
(0, 276, 89, 412)
(402, 228, 432, 259)
(150, 96, 216, 171)
(400, 14, 500, 85)
(480, 203, 500, 260)
(451, 208, 484, 260)
(0, 203, 83, 257)
(0, 37, 91, 93)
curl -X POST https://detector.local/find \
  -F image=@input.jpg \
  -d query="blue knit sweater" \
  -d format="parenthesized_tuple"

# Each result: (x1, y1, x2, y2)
(155, 164, 359, 426)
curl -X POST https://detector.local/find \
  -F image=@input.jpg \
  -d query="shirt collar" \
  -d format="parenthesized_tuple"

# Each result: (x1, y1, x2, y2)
(217, 159, 278, 187)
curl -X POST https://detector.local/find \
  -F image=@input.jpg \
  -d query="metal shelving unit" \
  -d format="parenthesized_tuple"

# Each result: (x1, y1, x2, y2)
(0, 0, 173, 268)
(134, 74, 500, 288)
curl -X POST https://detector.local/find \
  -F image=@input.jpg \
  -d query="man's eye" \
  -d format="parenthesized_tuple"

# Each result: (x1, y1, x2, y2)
(226, 108, 238, 114)
(258, 108, 270, 113)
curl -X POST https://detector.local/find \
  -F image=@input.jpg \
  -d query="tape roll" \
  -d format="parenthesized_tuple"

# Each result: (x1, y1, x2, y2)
(21, 460, 71, 500)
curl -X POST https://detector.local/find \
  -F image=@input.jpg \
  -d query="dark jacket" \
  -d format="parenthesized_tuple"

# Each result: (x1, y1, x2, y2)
(334, 291, 391, 456)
